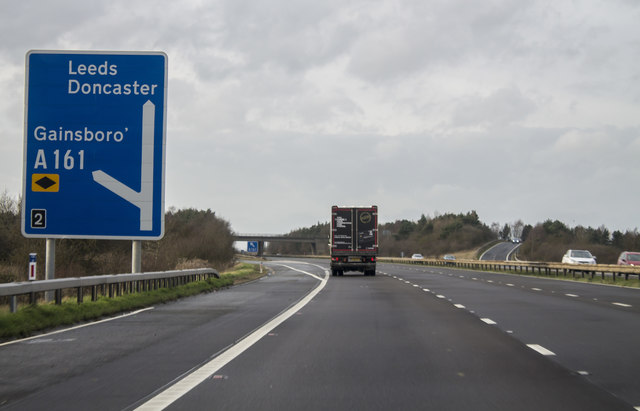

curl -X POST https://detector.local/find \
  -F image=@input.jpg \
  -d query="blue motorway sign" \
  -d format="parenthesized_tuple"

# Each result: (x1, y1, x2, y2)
(21, 51, 167, 239)
(247, 241, 259, 253)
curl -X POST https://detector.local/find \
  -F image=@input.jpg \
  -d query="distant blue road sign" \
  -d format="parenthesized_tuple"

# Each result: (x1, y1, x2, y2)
(22, 50, 167, 239)
(247, 241, 259, 253)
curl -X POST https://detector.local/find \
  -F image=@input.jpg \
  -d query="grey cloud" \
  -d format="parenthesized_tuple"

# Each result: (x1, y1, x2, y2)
(452, 87, 536, 128)
(217, 0, 357, 72)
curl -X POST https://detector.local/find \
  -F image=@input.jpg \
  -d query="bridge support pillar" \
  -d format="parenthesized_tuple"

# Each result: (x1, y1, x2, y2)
(258, 241, 264, 257)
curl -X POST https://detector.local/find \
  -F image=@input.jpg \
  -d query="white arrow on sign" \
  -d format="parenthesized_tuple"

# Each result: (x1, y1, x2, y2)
(92, 100, 155, 231)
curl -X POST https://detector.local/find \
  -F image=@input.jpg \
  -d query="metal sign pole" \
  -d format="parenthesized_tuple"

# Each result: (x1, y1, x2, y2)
(132, 240, 142, 273)
(45, 238, 55, 301)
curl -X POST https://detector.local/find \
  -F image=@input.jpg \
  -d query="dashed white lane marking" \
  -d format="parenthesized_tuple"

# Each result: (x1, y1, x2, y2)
(577, 371, 590, 376)
(0, 307, 155, 348)
(565, 293, 579, 298)
(527, 344, 556, 356)
(481, 318, 497, 325)
(413, 284, 420, 288)
(506, 283, 514, 287)
(531, 288, 542, 291)
(436, 295, 446, 299)
(612, 302, 632, 307)
(454, 304, 465, 309)
(134, 264, 328, 411)
(423, 288, 431, 292)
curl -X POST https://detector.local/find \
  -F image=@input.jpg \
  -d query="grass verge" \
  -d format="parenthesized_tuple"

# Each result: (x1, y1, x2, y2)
(0, 262, 265, 341)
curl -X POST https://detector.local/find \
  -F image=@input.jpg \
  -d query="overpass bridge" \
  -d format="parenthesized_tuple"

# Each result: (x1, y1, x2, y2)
(234, 234, 327, 256)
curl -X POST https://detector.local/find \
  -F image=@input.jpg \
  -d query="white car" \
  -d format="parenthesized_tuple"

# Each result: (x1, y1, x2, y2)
(411, 254, 424, 260)
(562, 249, 596, 265)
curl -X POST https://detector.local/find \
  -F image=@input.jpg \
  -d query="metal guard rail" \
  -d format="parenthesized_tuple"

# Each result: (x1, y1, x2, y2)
(0, 268, 219, 313)
(380, 258, 640, 281)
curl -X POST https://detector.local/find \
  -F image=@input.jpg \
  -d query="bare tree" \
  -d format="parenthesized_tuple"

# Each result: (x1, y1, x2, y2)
(490, 222, 501, 238)
(511, 219, 524, 241)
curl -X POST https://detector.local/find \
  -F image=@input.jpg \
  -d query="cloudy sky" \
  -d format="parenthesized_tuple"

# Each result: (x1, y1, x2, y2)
(2, 0, 640, 234)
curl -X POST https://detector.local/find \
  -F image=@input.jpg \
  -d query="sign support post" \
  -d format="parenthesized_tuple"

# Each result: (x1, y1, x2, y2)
(45, 239, 55, 301)
(132, 240, 142, 273)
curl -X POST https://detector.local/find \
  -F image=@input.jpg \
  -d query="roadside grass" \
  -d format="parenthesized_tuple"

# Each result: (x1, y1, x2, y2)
(0, 262, 265, 341)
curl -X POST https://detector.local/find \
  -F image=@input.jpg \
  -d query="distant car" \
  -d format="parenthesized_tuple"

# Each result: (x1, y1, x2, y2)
(617, 251, 640, 266)
(443, 254, 456, 265)
(411, 254, 424, 260)
(562, 249, 596, 265)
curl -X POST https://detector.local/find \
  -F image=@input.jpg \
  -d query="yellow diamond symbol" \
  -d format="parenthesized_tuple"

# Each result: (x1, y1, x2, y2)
(32, 174, 59, 192)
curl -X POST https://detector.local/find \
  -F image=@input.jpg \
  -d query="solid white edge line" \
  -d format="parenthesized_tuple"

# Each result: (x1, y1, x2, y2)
(135, 265, 329, 411)
(0, 307, 155, 348)
(527, 344, 556, 356)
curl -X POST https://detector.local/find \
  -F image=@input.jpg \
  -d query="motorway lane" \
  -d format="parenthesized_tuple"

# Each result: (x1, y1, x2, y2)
(0, 263, 318, 410)
(381, 262, 640, 407)
(163, 259, 630, 411)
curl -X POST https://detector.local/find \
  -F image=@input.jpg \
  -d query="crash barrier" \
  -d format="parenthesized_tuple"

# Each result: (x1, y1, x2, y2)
(0, 268, 219, 313)
(381, 258, 640, 282)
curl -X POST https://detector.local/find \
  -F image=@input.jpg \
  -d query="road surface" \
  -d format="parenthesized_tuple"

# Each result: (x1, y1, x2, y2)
(0, 258, 637, 410)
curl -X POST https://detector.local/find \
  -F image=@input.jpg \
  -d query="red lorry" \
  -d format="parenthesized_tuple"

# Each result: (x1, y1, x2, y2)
(330, 206, 378, 276)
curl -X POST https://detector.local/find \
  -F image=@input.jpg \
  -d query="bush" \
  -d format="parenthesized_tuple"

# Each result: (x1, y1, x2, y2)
(378, 211, 494, 257)
(0, 196, 235, 282)
(518, 222, 638, 264)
